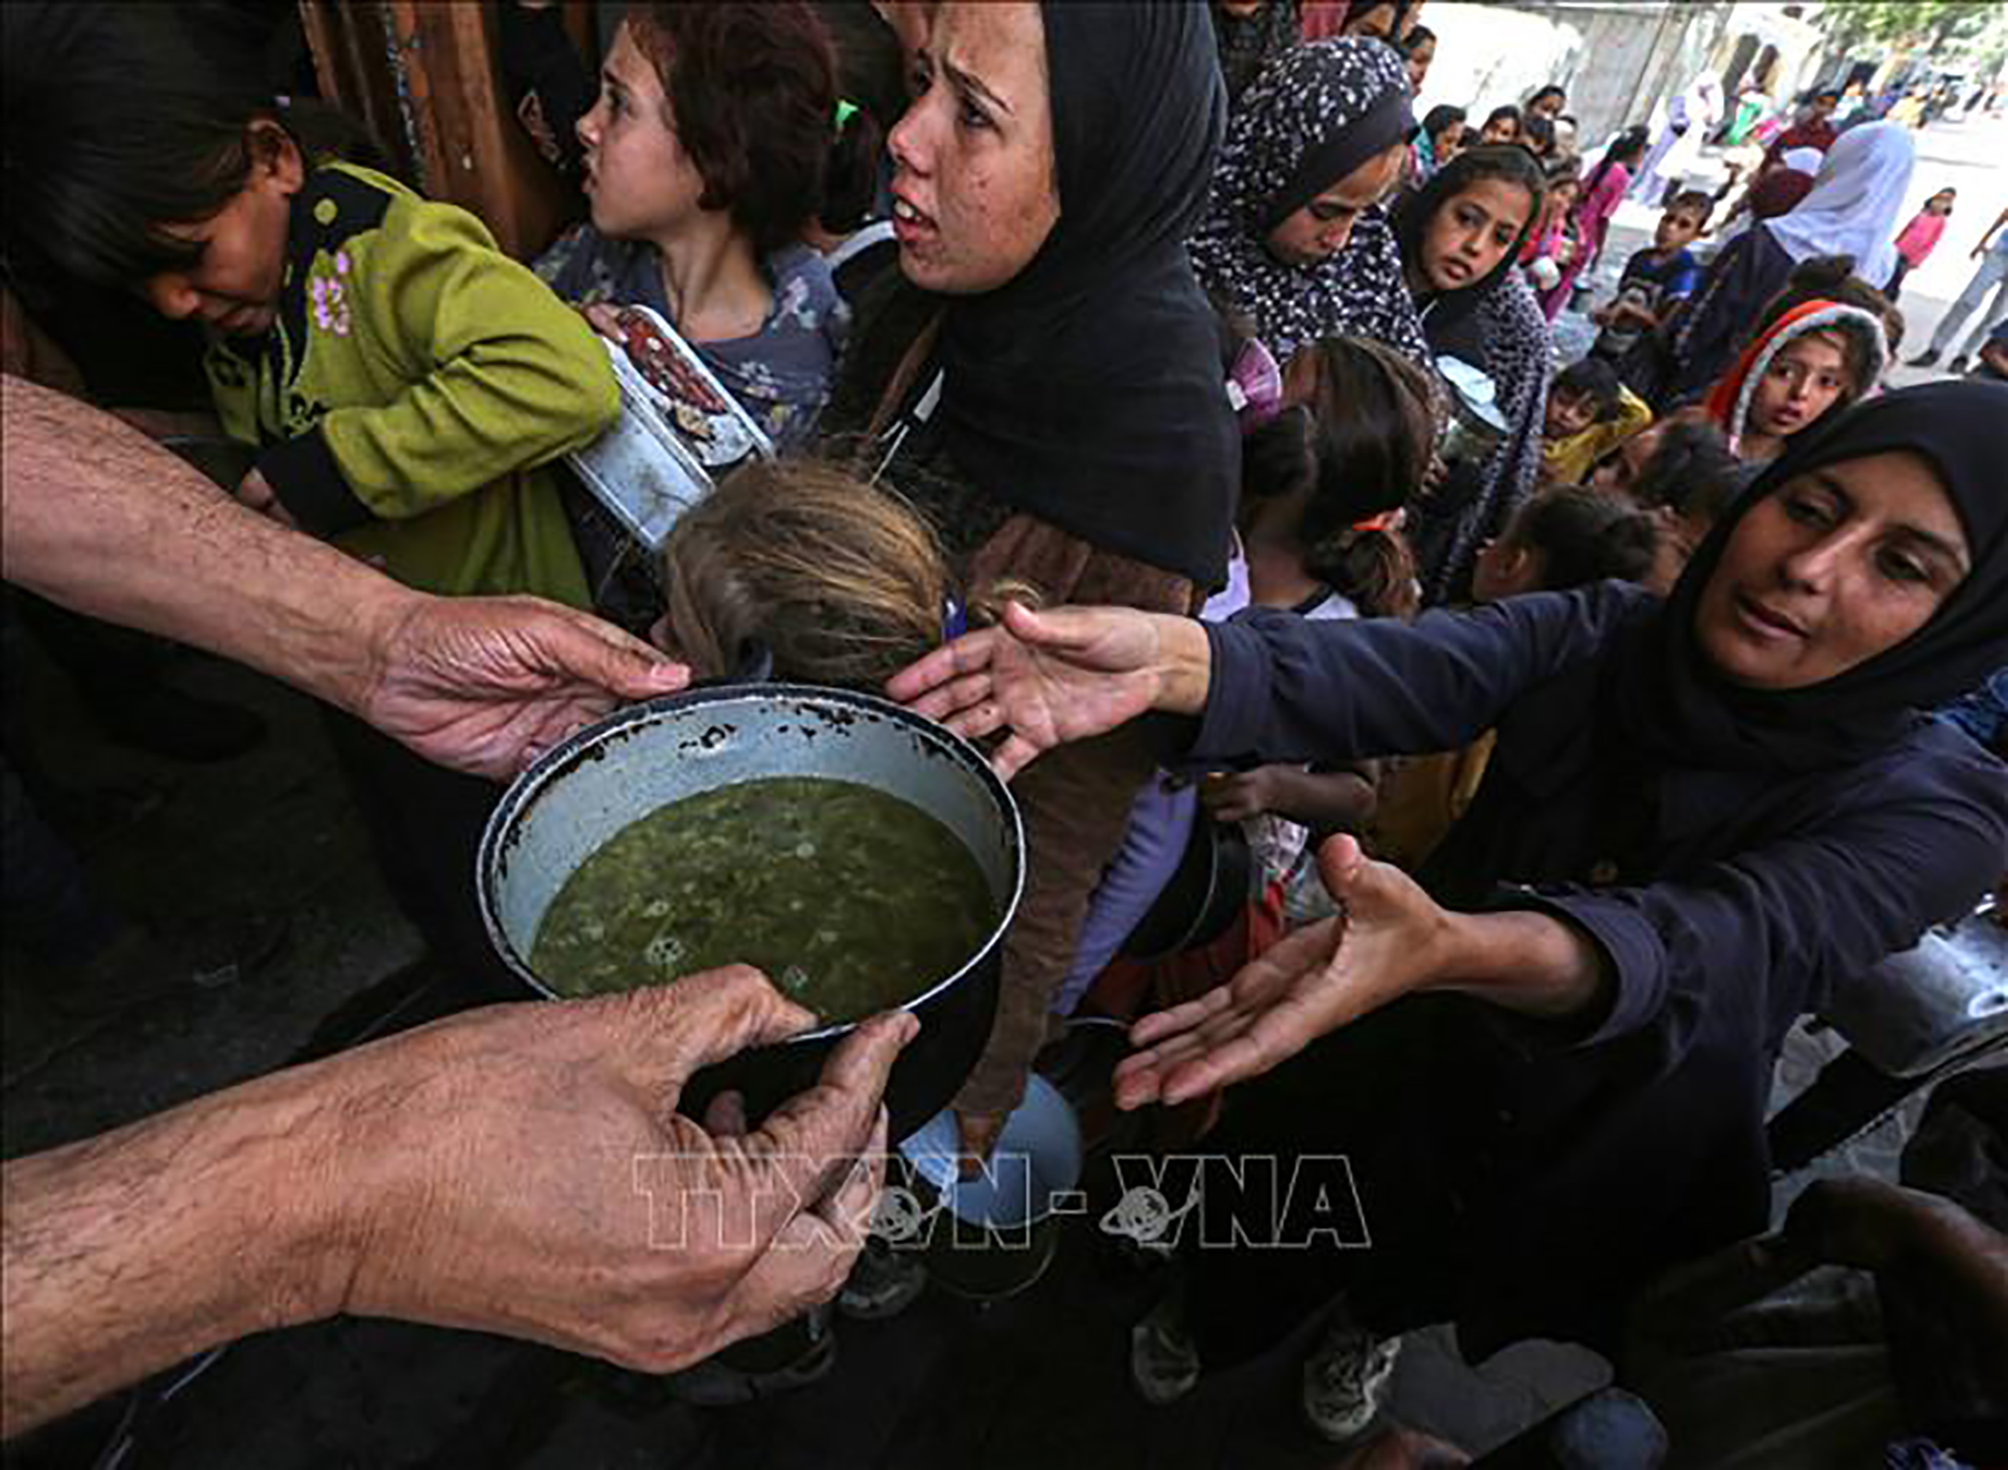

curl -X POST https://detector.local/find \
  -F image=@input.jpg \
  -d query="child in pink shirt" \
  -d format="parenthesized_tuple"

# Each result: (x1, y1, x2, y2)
(1890, 188, 1956, 300)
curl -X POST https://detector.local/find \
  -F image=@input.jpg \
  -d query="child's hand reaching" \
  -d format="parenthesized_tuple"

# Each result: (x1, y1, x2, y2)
(580, 302, 626, 345)
(1200, 768, 1280, 824)
(235, 468, 299, 530)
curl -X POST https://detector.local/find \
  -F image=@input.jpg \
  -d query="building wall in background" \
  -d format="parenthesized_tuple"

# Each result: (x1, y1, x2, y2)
(1416, 1, 1740, 154)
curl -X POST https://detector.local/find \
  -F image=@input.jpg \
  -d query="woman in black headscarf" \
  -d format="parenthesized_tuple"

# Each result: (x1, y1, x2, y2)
(1393, 144, 1553, 601)
(824, 1, 1238, 1161)
(890, 380, 2008, 1429)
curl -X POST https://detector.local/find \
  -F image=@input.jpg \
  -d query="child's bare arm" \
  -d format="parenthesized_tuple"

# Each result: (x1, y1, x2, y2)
(1201, 762, 1381, 834)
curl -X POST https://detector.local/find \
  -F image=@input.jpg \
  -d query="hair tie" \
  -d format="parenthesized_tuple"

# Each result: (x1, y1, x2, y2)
(835, 98, 860, 137)
(1227, 338, 1284, 433)
(1351, 510, 1403, 534)
(942, 595, 968, 644)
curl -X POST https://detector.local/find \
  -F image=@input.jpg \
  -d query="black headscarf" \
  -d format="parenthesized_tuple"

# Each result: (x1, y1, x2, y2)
(1392, 144, 1546, 357)
(1619, 380, 2008, 772)
(1210, 0, 1300, 104)
(1394, 145, 1550, 600)
(934, 1, 1238, 587)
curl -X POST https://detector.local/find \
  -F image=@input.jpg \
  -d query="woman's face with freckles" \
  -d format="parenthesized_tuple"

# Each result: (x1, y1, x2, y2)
(885, 2, 1059, 295)
(1695, 451, 1970, 690)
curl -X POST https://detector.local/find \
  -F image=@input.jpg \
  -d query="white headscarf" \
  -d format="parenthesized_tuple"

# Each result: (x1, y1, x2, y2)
(1780, 147, 1825, 175)
(1764, 121, 1916, 289)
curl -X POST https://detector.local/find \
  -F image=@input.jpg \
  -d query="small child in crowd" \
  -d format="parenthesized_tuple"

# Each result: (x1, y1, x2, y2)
(534, 3, 852, 451)
(1479, 104, 1523, 147)
(1468, 485, 1661, 602)
(652, 459, 956, 688)
(1521, 114, 1557, 160)
(1591, 189, 1712, 363)
(1542, 357, 1652, 485)
(1519, 157, 1581, 295)
(1888, 187, 1956, 300)
(1414, 105, 1467, 184)
(1704, 299, 1887, 463)
(1615, 417, 1750, 593)
(1058, 335, 1441, 1023)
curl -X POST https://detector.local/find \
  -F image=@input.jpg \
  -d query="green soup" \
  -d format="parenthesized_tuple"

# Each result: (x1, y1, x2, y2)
(529, 776, 996, 1024)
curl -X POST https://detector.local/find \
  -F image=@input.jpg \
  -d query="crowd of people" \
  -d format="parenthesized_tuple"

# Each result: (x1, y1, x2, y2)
(2, 1, 2004, 1464)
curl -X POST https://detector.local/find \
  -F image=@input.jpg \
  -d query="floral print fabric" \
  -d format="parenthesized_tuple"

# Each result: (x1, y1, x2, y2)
(535, 228, 848, 451)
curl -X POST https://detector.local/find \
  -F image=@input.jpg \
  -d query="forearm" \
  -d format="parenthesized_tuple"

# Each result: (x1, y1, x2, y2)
(1, 1063, 351, 1436)
(2, 376, 416, 718)
(1191, 587, 1647, 768)
(1262, 765, 1378, 834)
(1149, 612, 1215, 716)
(1426, 907, 1610, 1019)
(1891, 1197, 2008, 1366)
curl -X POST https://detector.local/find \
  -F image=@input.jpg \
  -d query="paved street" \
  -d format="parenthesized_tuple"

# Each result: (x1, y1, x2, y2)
(1570, 106, 2008, 381)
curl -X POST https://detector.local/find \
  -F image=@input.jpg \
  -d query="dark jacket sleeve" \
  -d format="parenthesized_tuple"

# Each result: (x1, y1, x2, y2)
(1518, 725, 2008, 1058)
(1192, 581, 1651, 768)
(1666, 228, 1786, 406)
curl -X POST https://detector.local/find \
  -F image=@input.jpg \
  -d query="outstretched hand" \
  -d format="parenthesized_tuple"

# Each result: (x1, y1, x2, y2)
(886, 602, 1202, 779)
(360, 593, 690, 780)
(1113, 836, 1455, 1109)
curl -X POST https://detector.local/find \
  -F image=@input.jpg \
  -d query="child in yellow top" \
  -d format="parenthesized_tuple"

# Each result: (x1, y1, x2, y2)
(5, 4, 615, 607)
(1542, 357, 1653, 487)
(195, 154, 618, 606)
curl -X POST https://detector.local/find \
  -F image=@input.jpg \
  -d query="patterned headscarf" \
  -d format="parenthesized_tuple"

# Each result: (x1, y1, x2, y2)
(1189, 37, 1424, 363)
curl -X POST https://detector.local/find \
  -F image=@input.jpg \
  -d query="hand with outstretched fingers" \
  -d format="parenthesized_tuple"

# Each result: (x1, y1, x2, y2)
(888, 601, 1196, 780)
(1114, 836, 1455, 1110)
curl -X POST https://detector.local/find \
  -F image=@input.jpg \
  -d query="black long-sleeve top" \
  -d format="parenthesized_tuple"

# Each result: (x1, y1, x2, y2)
(1192, 582, 2008, 1350)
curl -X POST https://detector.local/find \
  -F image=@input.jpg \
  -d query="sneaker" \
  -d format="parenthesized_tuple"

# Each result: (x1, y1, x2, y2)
(1907, 349, 1941, 368)
(1949, 354, 1972, 375)
(1129, 1295, 1201, 1406)
(836, 1239, 928, 1321)
(1301, 1318, 1401, 1444)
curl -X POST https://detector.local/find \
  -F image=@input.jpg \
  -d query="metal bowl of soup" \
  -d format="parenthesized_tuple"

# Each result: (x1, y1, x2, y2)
(477, 685, 1024, 1142)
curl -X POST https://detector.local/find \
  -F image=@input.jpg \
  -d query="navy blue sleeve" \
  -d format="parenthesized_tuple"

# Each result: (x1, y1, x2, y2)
(1192, 581, 1651, 768)
(1663, 250, 1705, 302)
(1522, 730, 2008, 1056)
(1667, 230, 1779, 405)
